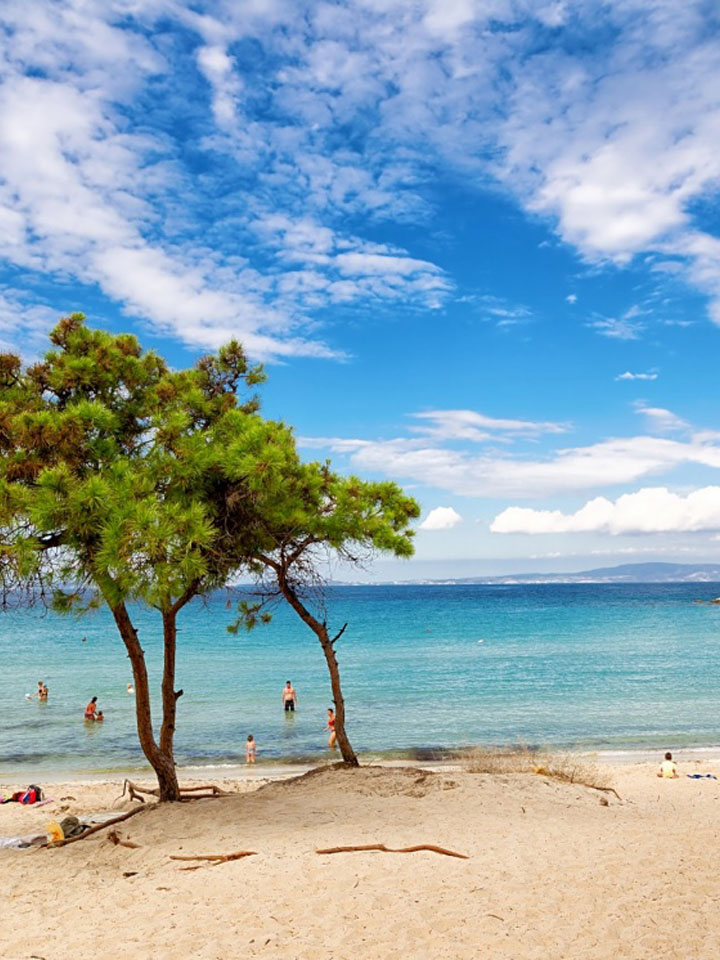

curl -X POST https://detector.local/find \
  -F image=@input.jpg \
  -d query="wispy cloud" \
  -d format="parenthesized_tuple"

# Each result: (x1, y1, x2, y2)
(588, 317, 644, 340)
(634, 402, 689, 434)
(300, 427, 720, 499)
(409, 409, 569, 443)
(616, 371, 658, 381)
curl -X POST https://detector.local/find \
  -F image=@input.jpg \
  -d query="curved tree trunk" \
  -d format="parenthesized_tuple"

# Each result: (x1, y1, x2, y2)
(317, 622, 358, 766)
(272, 571, 359, 766)
(110, 602, 181, 801)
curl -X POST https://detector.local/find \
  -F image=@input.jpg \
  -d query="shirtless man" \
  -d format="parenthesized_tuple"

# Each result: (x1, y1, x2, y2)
(282, 680, 298, 712)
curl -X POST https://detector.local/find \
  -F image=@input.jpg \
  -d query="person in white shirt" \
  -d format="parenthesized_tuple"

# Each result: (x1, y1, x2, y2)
(657, 751, 678, 778)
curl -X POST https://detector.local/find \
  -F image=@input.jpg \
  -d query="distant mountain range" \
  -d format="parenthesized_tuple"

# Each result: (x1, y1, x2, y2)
(377, 562, 720, 585)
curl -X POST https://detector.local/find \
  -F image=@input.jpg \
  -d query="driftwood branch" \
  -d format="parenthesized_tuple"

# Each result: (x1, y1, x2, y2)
(315, 843, 469, 860)
(45, 806, 146, 848)
(169, 851, 256, 869)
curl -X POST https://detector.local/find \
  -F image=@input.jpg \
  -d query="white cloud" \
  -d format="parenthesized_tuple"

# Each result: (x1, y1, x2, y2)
(303, 431, 720, 499)
(634, 402, 689, 434)
(3, 0, 720, 357)
(410, 409, 569, 442)
(588, 317, 644, 340)
(616, 371, 658, 381)
(566, 293, 577, 304)
(491, 486, 720, 535)
(419, 506, 462, 530)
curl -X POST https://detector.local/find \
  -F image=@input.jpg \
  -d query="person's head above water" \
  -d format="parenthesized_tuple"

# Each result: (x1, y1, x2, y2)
(286, 680, 292, 686)
(90, 696, 97, 704)
(665, 751, 673, 761)
(247, 734, 254, 742)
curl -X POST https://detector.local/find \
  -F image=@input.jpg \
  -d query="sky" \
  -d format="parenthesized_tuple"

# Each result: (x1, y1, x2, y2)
(2, 0, 720, 579)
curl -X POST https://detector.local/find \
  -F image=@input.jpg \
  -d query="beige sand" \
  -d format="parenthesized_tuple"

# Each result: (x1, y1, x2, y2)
(2, 758, 720, 960)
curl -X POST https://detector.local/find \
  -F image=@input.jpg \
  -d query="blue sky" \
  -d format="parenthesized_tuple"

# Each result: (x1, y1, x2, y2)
(2, 0, 720, 578)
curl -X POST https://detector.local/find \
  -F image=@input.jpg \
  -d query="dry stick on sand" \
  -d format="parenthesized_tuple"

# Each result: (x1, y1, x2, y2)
(44, 806, 146, 848)
(316, 843, 469, 860)
(169, 851, 257, 870)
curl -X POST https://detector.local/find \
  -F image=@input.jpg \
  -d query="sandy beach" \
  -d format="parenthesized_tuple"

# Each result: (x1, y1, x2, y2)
(2, 756, 720, 959)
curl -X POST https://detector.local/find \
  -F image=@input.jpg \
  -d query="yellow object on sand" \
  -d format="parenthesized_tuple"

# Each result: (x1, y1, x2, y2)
(46, 821, 64, 843)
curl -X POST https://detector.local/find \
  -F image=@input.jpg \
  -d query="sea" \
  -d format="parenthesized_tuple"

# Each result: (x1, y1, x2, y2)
(2, 582, 720, 778)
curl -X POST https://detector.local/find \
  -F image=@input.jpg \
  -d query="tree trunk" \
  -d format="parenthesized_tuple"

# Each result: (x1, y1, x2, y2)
(273, 572, 359, 766)
(318, 623, 359, 766)
(159, 608, 182, 758)
(110, 602, 181, 801)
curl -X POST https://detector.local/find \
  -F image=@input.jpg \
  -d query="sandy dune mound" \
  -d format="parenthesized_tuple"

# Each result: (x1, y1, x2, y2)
(2, 763, 720, 959)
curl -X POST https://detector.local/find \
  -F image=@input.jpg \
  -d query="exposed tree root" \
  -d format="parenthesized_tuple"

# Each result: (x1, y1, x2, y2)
(316, 843, 469, 859)
(117, 779, 231, 804)
(169, 851, 257, 869)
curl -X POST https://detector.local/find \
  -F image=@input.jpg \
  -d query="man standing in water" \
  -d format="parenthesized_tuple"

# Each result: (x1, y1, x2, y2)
(282, 680, 298, 712)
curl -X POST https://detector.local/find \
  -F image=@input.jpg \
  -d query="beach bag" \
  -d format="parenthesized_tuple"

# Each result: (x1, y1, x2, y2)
(59, 815, 87, 838)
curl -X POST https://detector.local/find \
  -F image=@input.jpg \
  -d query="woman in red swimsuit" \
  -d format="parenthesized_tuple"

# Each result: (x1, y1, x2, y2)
(325, 708, 337, 748)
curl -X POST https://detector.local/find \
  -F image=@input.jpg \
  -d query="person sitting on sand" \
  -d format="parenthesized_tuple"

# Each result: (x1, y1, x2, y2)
(282, 680, 297, 712)
(245, 734, 256, 763)
(325, 707, 337, 748)
(657, 751, 678, 778)
(84, 696, 98, 720)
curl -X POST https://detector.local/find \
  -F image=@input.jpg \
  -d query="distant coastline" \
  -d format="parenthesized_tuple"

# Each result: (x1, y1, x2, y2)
(337, 561, 720, 586)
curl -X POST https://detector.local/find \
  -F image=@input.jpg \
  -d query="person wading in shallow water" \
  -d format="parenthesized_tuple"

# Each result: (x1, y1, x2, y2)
(282, 680, 298, 712)
(325, 707, 337, 748)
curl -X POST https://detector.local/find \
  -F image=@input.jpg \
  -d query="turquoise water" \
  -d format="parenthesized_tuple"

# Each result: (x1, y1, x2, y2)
(3, 583, 720, 776)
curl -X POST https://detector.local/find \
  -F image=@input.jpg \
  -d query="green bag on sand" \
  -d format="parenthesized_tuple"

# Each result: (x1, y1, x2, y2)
(59, 815, 88, 839)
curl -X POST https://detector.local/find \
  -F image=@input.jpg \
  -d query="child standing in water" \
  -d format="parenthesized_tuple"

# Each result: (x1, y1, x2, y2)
(245, 734, 256, 763)
(325, 708, 337, 748)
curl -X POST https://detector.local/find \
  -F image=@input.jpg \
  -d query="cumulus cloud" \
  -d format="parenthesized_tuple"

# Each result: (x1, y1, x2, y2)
(419, 506, 462, 530)
(490, 486, 720, 535)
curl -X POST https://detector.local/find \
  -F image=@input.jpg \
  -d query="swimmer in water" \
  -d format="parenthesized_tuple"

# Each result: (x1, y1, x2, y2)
(282, 680, 297, 712)
(245, 734, 256, 764)
(325, 707, 337, 748)
(127, 683, 134, 695)
(84, 696, 98, 720)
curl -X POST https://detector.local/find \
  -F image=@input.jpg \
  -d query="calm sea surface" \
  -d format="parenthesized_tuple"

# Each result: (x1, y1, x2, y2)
(3, 583, 720, 776)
